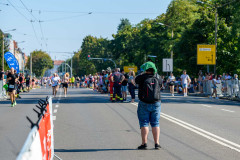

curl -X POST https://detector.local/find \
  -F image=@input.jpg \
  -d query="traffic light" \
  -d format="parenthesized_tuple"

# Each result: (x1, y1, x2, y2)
(87, 55, 90, 60)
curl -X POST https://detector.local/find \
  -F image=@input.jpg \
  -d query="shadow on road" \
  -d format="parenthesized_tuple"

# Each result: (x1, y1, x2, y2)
(54, 148, 137, 152)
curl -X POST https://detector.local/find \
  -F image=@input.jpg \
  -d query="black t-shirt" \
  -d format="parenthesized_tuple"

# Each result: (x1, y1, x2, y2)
(7, 73, 16, 85)
(19, 76, 23, 83)
(135, 73, 162, 103)
(26, 77, 30, 84)
(113, 72, 123, 83)
(122, 74, 129, 86)
(0, 71, 4, 80)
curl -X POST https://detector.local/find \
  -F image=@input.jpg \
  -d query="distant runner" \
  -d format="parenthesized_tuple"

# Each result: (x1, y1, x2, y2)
(7, 68, 17, 107)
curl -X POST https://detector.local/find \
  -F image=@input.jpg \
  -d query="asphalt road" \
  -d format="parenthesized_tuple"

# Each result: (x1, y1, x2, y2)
(0, 87, 240, 160)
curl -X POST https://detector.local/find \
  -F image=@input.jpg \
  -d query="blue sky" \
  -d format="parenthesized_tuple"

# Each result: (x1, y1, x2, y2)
(0, 0, 172, 60)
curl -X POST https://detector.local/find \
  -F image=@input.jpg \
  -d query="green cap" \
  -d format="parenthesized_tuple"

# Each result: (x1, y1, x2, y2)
(140, 61, 157, 74)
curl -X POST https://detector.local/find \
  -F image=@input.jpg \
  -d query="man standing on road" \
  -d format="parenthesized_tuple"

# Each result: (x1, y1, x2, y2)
(135, 62, 162, 150)
(111, 68, 125, 102)
(7, 67, 17, 107)
(181, 70, 191, 97)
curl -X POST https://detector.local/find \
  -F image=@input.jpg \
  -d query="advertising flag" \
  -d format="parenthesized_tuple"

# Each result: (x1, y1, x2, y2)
(4, 51, 19, 73)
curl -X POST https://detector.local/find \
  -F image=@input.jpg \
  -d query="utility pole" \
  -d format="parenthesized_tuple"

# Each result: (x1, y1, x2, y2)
(65, 61, 66, 73)
(2, 33, 4, 72)
(71, 56, 72, 78)
(171, 29, 174, 60)
(30, 53, 32, 79)
(214, 8, 218, 74)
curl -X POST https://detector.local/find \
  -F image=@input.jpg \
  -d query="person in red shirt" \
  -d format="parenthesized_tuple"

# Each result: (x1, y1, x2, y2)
(109, 71, 114, 101)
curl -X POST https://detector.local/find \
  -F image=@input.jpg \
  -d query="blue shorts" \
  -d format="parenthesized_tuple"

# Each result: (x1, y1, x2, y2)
(137, 101, 161, 128)
(182, 83, 188, 88)
(121, 86, 127, 92)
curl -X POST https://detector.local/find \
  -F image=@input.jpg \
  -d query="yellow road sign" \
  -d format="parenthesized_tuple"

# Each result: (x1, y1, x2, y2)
(197, 44, 216, 65)
(123, 66, 138, 73)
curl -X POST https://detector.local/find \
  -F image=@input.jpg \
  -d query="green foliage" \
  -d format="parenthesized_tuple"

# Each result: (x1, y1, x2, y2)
(72, 0, 240, 76)
(117, 18, 131, 31)
(0, 31, 10, 71)
(26, 50, 53, 77)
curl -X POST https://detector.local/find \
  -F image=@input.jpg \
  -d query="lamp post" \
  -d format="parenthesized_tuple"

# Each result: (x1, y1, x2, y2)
(159, 23, 174, 59)
(1, 29, 16, 72)
(197, 0, 236, 74)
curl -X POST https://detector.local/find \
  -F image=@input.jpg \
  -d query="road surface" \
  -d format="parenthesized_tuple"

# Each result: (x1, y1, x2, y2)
(0, 87, 240, 160)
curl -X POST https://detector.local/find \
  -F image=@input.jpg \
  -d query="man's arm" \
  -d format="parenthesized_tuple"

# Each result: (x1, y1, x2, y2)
(111, 75, 114, 82)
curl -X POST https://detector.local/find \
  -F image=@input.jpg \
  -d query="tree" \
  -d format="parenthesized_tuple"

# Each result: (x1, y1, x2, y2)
(0, 31, 10, 71)
(117, 18, 131, 31)
(26, 50, 53, 77)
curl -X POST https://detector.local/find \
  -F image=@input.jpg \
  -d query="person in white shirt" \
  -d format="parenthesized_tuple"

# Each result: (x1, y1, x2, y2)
(210, 75, 220, 99)
(180, 70, 191, 97)
(51, 73, 61, 97)
(168, 73, 175, 96)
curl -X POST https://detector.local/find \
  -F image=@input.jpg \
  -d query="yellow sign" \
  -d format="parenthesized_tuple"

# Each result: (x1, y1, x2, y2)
(197, 44, 216, 65)
(124, 66, 138, 73)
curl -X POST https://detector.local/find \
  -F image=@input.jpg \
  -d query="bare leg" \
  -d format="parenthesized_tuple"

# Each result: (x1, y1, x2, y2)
(141, 127, 149, 145)
(152, 127, 160, 144)
(10, 93, 13, 103)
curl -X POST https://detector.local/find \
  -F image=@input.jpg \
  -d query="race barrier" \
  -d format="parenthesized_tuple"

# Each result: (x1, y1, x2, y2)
(202, 80, 240, 97)
(16, 97, 58, 160)
(0, 80, 7, 100)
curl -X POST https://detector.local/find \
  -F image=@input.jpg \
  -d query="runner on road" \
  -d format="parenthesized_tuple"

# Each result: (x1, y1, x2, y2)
(51, 73, 61, 97)
(25, 75, 30, 92)
(181, 70, 191, 97)
(62, 73, 70, 97)
(7, 67, 17, 107)
(168, 73, 175, 96)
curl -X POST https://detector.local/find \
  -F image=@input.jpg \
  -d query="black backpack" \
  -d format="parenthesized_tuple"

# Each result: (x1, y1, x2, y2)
(141, 74, 161, 103)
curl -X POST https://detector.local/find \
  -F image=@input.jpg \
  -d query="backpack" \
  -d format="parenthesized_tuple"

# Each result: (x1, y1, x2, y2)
(141, 74, 161, 103)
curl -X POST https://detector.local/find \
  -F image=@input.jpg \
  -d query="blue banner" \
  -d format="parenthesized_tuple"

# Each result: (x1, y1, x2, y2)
(4, 52, 19, 73)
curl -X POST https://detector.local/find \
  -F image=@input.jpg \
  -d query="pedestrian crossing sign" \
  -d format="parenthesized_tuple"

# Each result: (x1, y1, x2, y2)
(197, 44, 216, 65)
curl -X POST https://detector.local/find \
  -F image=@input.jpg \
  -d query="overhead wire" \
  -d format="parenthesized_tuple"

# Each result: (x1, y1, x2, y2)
(19, 0, 48, 52)
(1, 2, 160, 15)
(43, 13, 92, 22)
(6, 0, 30, 21)
(6, 0, 42, 48)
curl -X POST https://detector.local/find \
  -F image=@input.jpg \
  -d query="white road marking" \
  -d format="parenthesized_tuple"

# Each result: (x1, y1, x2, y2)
(161, 113, 240, 153)
(53, 116, 56, 120)
(54, 109, 57, 113)
(55, 105, 59, 108)
(202, 104, 212, 108)
(130, 103, 240, 153)
(221, 109, 235, 113)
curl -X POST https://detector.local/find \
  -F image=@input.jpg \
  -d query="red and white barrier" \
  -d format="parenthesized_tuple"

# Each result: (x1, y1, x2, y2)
(17, 97, 54, 160)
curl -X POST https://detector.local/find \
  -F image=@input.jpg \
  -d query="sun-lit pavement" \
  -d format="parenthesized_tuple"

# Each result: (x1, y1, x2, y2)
(1, 87, 240, 160)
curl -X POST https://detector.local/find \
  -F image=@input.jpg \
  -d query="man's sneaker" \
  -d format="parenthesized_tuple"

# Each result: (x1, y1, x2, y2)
(11, 103, 14, 107)
(137, 143, 147, 150)
(155, 144, 161, 150)
(14, 101, 17, 106)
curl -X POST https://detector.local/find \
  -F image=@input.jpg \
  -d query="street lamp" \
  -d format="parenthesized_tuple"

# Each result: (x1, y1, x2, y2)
(197, 0, 237, 74)
(159, 23, 174, 60)
(1, 29, 16, 72)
